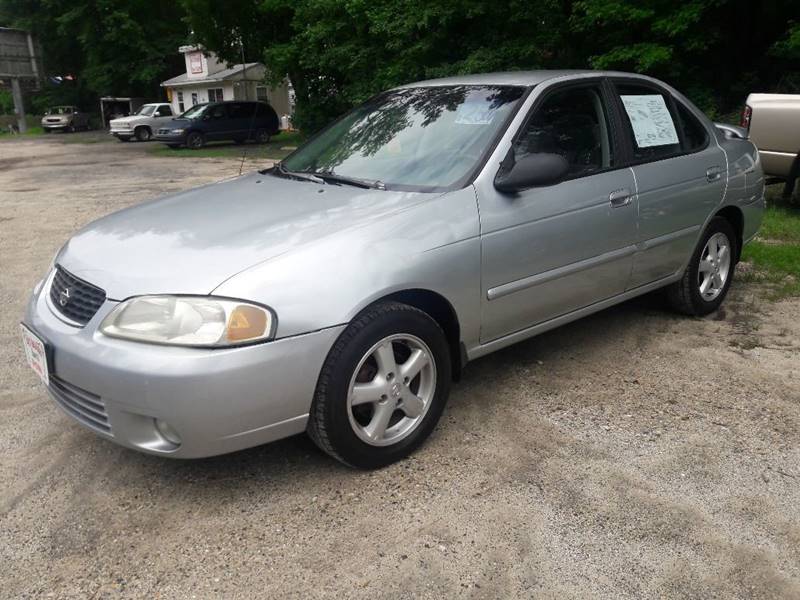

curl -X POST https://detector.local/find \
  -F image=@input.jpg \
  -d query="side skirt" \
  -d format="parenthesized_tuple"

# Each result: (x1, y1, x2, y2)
(466, 272, 681, 361)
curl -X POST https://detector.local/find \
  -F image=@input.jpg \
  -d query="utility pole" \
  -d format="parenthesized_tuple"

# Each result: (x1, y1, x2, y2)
(11, 77, 27, 133)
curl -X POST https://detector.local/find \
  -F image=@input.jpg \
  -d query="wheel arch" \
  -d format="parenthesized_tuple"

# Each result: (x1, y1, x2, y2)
(714, 205, 744, 262)
(369, 288, 465, 381)
(134, 124, 151, 135)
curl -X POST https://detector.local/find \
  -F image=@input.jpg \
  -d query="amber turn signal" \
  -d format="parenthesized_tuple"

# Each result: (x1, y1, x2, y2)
(226, 304, 269, 342)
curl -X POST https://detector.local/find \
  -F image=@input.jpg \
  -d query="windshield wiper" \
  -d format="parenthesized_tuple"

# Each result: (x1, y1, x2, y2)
(269, 163, 326, 184)
(314, 170, 386, 190)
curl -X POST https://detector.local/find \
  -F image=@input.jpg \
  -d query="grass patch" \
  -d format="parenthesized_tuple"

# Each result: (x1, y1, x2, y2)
(757, 205, 800, 243)
(740, 197, 800, 300)
(147, 130, 306, 161)
(0, 125, 44, 137)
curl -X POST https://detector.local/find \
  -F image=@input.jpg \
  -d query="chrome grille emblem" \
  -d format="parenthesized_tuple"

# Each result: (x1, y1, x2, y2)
(59, 287, 71, 307)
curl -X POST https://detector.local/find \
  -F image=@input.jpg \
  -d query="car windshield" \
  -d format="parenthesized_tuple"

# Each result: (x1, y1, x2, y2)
(47, 107, 73, 115)
(281, 85, 526, 191)
(135, 105, 156, 116)
(179, 104, 209, 119)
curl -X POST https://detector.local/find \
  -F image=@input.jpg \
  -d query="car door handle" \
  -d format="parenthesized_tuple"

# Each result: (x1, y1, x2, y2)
(706, 166, 722, 182)
(609, 188, 632, 208)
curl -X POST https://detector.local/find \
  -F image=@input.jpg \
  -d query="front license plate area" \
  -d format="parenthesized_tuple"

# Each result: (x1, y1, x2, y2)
(20, 324, 50, 387)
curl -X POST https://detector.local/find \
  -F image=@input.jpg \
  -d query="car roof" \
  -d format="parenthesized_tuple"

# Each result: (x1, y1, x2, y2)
(398, 70, 651, 88)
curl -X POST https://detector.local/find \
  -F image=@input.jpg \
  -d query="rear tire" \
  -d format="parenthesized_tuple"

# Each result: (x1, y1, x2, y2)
(307, 301, 451, 469)
(666, 217, 738, 316)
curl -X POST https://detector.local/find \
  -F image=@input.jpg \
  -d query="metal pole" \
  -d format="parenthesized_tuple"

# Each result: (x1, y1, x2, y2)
(11, 77, 27, 134)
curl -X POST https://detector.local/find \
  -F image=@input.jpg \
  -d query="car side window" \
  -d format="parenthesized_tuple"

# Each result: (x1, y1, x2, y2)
(156, 105, 173, 117)
(674, 100, 708, 152)
(513, 85, 615, 179)
(615, 83, 682, 161)
(209, 104, 226, 119)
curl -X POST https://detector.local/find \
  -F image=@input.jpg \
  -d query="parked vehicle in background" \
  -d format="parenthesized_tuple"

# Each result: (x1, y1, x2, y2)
(23, 71, 764, 468)
(109, 103, 175, 142)
(742, 93, 800, 198)
(154, 100, 279, 149)
(41, 106, 90, 132)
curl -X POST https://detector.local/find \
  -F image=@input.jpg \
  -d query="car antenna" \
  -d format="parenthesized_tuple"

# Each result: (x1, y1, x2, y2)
(238, 34, 260, 177)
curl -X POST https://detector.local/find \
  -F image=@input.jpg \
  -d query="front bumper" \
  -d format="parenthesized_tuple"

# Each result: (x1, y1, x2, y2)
(154, 132, 186, 144)
(23, 274, 345, 458)
(42, 122, 70, 130)
(110, 129, 133, 139)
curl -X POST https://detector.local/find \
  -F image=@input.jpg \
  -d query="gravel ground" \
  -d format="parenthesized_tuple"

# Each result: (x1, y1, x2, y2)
(1, 134, 799, 599)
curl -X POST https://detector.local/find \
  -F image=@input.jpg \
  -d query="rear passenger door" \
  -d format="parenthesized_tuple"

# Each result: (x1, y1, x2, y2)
(611, 80, 726, 288)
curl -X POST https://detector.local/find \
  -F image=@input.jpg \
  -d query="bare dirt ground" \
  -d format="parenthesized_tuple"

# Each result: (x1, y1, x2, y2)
(1, 134, 799, 599)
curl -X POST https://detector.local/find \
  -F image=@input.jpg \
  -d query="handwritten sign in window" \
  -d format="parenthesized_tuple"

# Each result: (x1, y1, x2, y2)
(621, 94, 679, 148)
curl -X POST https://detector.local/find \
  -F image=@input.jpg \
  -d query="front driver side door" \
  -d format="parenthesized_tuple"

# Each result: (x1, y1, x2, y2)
(477, 80, 637, 343)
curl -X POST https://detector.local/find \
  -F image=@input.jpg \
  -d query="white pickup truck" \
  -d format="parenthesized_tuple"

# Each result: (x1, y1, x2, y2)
(742, 93, 800, 198)
(109, 103, 175, 142)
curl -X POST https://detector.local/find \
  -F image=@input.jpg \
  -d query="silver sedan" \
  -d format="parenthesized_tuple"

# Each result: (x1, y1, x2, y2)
(22, 70, 765, 468)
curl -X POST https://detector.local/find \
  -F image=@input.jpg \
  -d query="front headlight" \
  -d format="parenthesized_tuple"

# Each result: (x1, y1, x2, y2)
(171, 128, 185, 134)
(99, 296, 275, 347)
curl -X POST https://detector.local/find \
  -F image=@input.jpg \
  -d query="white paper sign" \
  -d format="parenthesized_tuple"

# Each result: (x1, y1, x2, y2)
(621, 94, 679, 148)
(454, 100, 496, 125)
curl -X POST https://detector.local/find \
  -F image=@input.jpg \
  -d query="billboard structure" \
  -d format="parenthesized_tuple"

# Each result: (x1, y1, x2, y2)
(0, 27, 43, 133)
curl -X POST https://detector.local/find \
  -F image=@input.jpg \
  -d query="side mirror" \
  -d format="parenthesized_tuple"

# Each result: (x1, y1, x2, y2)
(494, 152, 569, 193)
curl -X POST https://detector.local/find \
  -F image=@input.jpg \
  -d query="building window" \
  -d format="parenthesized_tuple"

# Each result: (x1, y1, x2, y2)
(191, 92, 198, 106)
(177, 91, 185, 113)
(208, 88, 224, 103)
(256, 86, 268, 102)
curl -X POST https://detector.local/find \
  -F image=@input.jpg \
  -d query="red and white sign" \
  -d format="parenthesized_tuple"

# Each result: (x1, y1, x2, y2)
(189, 51, 204, 75)
(20, 324, 49, 386)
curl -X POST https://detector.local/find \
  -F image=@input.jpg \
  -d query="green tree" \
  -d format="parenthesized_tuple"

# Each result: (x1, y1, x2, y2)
(1, 0, 189, 109)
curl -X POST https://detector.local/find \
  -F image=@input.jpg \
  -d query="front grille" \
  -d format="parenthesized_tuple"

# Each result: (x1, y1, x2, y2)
(49, 266, 106, 325)
(48, 375, 112, 435)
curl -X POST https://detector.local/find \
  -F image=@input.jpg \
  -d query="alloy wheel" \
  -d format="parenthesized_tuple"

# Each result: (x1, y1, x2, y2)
(347, 334, 436, 447)
(698, 232, 731, 301)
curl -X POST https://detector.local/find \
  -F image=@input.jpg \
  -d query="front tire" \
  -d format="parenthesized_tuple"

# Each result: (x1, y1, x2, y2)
(254, 129, 270, 144)
(307, 301, 452, 469)
(186, 131, 205, 149)
(135, 126, 152, 142)
(667, 217, 737, 316)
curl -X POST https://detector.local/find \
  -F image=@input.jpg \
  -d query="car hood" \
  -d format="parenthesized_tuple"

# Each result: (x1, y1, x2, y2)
(57, 171, 434, 299)
(110, 115, 145, 125)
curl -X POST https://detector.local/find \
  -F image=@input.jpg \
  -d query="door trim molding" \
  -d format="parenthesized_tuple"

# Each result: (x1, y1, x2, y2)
(486, 244, 637, 301)
(471, 272, 680, 360)
(638, 224, 700, 251)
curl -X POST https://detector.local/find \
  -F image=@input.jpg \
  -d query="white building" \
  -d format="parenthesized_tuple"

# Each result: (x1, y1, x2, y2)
(161, 45, 293, 118)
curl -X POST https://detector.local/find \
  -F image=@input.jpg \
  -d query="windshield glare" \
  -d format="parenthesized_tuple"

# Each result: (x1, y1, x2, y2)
(135, 105, 156, 116)
(179, 103, 208, 119)
(282, 85, 526, 190)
